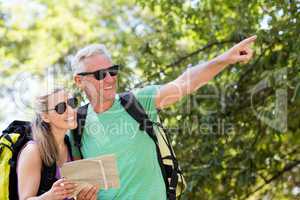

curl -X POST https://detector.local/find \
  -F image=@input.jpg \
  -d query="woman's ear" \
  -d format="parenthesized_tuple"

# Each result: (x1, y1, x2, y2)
(41, 113, 50, 123)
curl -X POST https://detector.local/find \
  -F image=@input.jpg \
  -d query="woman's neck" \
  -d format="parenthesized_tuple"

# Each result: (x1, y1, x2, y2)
(50, 125, 67, 148)
(51, 125, 69, 166)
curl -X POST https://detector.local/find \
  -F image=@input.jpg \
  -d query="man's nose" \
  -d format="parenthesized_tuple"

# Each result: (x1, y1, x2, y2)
(103, 72, 114, 83)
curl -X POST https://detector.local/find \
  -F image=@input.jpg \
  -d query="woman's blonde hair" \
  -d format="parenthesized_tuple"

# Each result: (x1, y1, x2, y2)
(31, 87, 64, 166)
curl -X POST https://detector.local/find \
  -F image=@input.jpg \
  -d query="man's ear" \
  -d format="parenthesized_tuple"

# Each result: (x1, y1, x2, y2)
(74, 75, 84, 90)
(41, 113, 50, 123)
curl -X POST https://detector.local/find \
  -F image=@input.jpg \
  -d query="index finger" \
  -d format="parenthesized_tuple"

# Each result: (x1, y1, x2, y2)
(237, 35, 257, 47)
(53, 178, 66, 186)
(61, 181, 78, 189)
(53, 178, 75, 187)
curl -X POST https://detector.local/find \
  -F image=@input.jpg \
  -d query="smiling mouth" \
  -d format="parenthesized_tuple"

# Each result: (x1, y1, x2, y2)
(104, 86, 114, 90)
(65, 117, 75, 122)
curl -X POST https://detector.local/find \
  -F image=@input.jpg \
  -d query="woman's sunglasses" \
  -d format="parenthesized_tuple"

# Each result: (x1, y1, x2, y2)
(77, 65, 119, 81)
(45, 97, 79, 115)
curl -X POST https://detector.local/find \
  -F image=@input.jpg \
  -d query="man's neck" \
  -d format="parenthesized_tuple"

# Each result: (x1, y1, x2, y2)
(91, 99, 115, 113)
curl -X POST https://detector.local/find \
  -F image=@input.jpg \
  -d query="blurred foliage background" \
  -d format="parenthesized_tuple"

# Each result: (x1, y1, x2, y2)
(0, 0, 300, 199)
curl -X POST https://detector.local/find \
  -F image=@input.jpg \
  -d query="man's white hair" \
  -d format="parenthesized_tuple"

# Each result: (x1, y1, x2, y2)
(72, 44, 112, 74)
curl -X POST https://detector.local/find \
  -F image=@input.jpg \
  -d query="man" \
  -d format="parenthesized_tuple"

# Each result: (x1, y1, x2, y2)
(71, 36, 256, 199)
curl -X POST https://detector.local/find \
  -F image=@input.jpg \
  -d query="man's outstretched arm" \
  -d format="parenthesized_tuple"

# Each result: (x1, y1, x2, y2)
(155, 35, 257, 109)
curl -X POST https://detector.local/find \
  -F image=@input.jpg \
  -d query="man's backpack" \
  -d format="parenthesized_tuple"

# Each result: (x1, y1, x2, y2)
(71, 92, 186, 200)
(0, 120, 73, 200)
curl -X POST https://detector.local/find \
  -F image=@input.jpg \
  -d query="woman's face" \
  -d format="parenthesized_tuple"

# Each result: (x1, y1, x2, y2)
(43, 90, 77, 131)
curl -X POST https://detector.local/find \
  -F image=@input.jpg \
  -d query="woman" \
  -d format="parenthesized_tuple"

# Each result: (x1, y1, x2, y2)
(17, 87, 98, 200)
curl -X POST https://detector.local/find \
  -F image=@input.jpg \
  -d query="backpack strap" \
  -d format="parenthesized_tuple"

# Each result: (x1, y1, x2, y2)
(156, 119, 184, 198)
(38, 163, 57, 196)
(38, 135, 73, 195)
(119, 92, 173, 199)
(3, 120, 32, 135)
(119, 92, 157, 141)
(64, 135, 74, 161)
(71, 103, 89, 159)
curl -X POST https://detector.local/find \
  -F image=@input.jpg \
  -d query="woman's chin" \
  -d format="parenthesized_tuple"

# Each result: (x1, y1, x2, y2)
(66, 121, 77, 130)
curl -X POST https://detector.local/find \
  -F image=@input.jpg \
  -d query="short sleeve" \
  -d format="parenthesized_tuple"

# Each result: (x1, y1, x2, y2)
(132, 85, 161, 122)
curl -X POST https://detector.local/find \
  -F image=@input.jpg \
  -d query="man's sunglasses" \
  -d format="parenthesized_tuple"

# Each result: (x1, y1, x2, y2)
(77, 65, 119, 81)
(45, 97, 79, 115)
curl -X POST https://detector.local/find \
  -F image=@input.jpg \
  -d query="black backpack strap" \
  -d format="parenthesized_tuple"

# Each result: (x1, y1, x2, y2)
(119, 92, 157, 141)
(3, 120, 32, 136)
(38, 162, 57, 196)
(119, 92, 172, 198)
(38, 136, 74, 195)
(38, 137, 74, 196)
(64, 135, 74, 161)
(71, 103, 89, 159)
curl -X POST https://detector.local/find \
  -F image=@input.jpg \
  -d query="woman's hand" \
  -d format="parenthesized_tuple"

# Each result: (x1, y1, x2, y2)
(77, 185, 99, 200)
(44, 178, 77, 200)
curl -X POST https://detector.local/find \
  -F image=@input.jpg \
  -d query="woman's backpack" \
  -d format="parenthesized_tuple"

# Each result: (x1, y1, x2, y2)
(0, 120, 73, 200)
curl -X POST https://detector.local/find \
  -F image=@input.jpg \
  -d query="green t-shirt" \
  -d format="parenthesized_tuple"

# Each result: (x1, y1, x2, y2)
(69, 85, 166, 200)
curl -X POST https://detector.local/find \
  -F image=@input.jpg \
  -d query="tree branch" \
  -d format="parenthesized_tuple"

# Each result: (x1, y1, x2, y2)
(243, 160, 300, 199)
(133, 39, 236, 88)
(166, 40, 236, 68)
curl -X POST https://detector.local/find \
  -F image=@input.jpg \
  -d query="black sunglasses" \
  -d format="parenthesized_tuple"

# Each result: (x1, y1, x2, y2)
(45, 97, 79, 115)
(77, 65, 119, 81)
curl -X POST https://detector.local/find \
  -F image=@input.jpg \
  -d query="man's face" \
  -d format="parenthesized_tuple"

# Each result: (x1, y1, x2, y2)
(76, 54, 118, 103)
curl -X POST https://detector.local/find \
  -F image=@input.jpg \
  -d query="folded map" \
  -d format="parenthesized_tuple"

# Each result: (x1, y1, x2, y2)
(61, 154, 120, 197)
